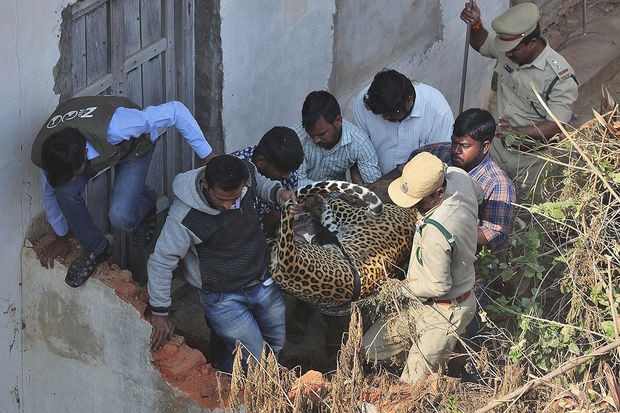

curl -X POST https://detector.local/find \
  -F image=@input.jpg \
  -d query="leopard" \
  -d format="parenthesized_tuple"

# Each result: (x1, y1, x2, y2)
(267, 180, 416, 313)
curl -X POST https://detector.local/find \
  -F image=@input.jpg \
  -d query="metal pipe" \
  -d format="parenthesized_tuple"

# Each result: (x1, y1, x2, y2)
(459, 0, 474, 114)
(582, 0, 587, 35)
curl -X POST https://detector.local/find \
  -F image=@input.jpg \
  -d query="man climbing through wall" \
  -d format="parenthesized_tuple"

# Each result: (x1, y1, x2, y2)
(147, 155, 299, 372)
(363, 152, 482, 384)
(232, 126, 304, 236)
(460, 1, 578, 200)
(31, 96, 213, 287)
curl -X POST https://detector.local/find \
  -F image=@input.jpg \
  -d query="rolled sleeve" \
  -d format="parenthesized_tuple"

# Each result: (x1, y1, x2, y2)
(351, 129, 382, 185)
(108, 101, 212, 158)
(478, 35, 498, 59)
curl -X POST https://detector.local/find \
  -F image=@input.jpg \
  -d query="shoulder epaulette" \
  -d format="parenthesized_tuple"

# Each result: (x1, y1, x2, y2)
(547, 57, 573, 81)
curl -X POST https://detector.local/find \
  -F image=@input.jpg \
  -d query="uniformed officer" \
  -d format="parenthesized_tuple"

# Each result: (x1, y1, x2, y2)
(460, 1, 578, 200)
(362, 152, 482, 384)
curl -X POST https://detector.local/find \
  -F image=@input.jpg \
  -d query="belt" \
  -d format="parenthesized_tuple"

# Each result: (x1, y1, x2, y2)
(244, 269, 271, 288)
(433, 290, 472, 306)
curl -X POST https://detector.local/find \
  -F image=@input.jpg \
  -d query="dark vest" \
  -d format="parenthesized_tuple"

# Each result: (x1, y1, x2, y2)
(31, 96, 155, 172)
(181, 164, 270, 292)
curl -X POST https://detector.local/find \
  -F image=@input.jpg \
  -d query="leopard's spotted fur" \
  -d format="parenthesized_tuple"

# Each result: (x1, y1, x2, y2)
(268, 181, 416, 311)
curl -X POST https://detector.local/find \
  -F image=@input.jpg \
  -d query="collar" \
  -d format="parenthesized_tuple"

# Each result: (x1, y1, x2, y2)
(468, 153, 491, 177)
(339, 120, 353, 146)
(521, 37, 550, 70)
(406, 83, 422, 120)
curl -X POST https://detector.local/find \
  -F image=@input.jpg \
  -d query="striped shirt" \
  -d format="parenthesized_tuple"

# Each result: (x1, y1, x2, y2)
(231, 145, 298, 222)
(411, 143, 516, 249)
(293, 119, 382, 187)
(352, 82, 454, 175)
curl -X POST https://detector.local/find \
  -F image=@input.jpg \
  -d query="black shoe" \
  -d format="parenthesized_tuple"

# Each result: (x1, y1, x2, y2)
(133, 209, 157, 251)
(65, 245, 110, 288)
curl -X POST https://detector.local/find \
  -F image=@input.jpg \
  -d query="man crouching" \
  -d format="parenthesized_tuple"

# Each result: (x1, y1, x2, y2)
(363, 152, 482, 383)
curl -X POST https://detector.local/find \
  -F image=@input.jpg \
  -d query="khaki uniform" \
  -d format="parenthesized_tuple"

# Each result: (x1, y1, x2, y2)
(363, 167, 482, 383)
(479, 35, 578, 200)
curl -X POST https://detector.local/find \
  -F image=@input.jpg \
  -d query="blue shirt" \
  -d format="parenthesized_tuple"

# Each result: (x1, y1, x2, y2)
(41, 101, 213, 236)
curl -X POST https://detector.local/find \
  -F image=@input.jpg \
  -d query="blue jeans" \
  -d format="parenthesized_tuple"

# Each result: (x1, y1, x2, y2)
(196, 279, 286, 373)
(53, 149, 155, 253)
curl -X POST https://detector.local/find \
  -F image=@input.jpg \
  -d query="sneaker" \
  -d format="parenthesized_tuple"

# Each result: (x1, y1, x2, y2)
(65, 244, 111, 288)
(133, 209, 157, 251)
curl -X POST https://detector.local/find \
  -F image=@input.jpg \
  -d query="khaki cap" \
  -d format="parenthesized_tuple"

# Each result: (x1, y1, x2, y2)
(492, 3, 540, 53)
(388, 152, 447, 208)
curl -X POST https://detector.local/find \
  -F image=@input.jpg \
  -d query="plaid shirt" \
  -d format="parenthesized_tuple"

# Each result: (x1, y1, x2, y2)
(411, 143, 516, 248)
(293, 119, 382, 187)
(231, 145, 298, 222)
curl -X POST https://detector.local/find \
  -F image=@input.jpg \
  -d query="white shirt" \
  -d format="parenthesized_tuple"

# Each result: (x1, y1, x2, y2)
(352, 82, 454, 175)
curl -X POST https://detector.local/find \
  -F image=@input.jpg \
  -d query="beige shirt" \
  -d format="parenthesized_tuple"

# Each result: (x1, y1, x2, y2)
(480, 35, 578, 126)
(404, 167, 483, 301)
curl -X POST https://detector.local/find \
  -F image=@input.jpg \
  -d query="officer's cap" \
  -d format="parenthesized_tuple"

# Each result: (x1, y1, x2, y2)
(388, 152, 447, 208)
(492, 3, 540, 52)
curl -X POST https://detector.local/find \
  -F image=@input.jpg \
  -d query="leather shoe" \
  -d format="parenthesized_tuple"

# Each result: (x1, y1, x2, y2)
(65, 244, 110, 288)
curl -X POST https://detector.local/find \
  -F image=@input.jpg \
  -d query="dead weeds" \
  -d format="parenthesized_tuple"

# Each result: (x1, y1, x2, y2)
(214, 110, 620, 412)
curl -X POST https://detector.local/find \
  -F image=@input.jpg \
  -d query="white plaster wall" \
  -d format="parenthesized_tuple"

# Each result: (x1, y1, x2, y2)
(393, 0, 510, 114)
(220, 0, 336, 153)
(0, 1, 73, 411)
(337, 0, 510, 117)
(332, 0, 441, 100)
(20, 248, 213, 413)
(219, 0, 509, 151)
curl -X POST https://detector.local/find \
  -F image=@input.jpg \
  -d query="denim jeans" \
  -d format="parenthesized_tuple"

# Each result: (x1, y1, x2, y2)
(196, 279, 286, 373)
(53, 149, 155, 253)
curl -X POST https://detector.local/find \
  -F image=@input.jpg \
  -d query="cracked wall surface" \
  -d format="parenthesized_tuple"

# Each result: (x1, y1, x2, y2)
(21, 246, 225, 412)
(196, 0, 225, 156)
(1, 1, 76, 411)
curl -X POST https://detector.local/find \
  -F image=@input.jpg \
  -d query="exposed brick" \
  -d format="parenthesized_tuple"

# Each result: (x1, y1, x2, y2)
(152, 335, 230, 409)
(288, 370, 326, 402)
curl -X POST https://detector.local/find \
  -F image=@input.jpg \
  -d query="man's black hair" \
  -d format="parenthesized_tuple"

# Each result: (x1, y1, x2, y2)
(41, 127, 87, 188)
(204, 154, 249, 191)
(521, 24, 543, 46)
(254, 126, 304, 173)
(453, 108, 496, 143)
(363, 69, 415, 115)
(301, 90, 341, 131)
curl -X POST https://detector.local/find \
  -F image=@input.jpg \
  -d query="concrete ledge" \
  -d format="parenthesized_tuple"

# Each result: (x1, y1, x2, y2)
(21, 246, 225, 412)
